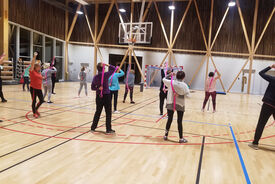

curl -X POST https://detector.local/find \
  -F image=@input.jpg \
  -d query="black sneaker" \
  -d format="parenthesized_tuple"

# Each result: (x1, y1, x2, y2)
(0, 120, 3, 122)
(160, 112, 163, 116)
(47, 101, 53, 103)
(179, 138, 188, 144)
(106, 130, 116, 134)
(2, 99, 7, 103)
(91, 129, 96, 133)
(130, 101, 135, 104)
(52, 92, 56, 95)
(248, 143, 259, 150)
(163, 136, 168, 141)
(123, 100, 125, 103)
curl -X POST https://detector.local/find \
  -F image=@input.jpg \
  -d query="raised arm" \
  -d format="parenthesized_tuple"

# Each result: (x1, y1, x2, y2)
(259, 65, 275, 83)
(106, 64, 115, 77)
(29, 52, 38, 71)
(0, 53, 5, 65)
(117, 69, 125, 77)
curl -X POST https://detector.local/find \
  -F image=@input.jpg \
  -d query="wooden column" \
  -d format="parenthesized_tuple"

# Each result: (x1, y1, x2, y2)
(0, 0, 9, 59)
(94, 2, 99, 75)
(64, 0, 69, 80)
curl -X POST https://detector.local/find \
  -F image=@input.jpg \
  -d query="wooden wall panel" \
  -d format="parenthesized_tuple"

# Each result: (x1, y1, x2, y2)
(9, 0, 65, 40)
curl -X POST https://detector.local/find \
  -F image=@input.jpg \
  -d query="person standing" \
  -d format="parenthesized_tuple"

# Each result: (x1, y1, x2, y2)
(42, 63, 57, 103)
(22, 65, 31, 91)
(78, 66, 88, 97)
(202, 70, 221, 113)
(123, 69, 135, 104)
(162, 71, 190, 143)
(159, 67, 172, 115)
(109, 68, 124, 113)
(249, 64, 275, 150)
(51, 60, 57, 94)
(29, 52, 44, 118)
(91, 63, 116, 134)
(0, 53, 7, 103)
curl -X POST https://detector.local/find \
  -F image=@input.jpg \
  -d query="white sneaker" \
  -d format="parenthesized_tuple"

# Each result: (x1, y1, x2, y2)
(201, 108, 205, 112)
(113, 111, 120, 114)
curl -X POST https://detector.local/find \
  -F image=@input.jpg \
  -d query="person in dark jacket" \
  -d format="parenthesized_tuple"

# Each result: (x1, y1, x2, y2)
(50, 59, 57, 94)
(159, 67, 172, 115)
(0, 53, 7, 103)
(91, 63, 116, 134)
(249, 64, 275, 150)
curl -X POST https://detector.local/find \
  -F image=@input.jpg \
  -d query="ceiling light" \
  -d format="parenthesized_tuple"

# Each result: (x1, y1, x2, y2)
(75, 0, 88, 5)
(119, 8, 126, 13)
(168, 5, 175, 10)
(228, 1, 236, 7)
(76, 10, 83, 15)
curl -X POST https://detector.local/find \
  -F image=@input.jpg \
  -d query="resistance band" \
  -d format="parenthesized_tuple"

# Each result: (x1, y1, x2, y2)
(100, 64, 105, 98)
(170, 75, 176, 111)
(163, 62, 168, 92)
(109, 66, 119, 86)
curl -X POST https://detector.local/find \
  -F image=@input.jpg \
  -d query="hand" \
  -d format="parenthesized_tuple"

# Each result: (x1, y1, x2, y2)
(271, 64, 275, 69)
(34, 52, 38, 56)
(99, 86, 103, 91)
(0, 53, 5, 58)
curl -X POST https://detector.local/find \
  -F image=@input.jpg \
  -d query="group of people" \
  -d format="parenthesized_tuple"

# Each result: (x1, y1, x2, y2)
(0, 52, 274, 145)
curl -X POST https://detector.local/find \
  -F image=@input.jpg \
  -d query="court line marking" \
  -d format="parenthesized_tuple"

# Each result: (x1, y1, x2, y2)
(229, 123, 251, 184)
(196, 136, 205, 184)
(0, 97, 159, 172)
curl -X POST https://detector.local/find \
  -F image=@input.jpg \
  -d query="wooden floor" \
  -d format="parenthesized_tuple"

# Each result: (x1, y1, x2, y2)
(0, 82, 274, 184)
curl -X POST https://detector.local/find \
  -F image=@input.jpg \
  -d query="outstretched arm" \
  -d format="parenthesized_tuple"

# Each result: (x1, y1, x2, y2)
(30, 52, 38, 72)
(259, 65, 275, 83)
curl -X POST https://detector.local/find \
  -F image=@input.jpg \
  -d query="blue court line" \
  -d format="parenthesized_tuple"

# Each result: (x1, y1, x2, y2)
(229, 123, 251, 184)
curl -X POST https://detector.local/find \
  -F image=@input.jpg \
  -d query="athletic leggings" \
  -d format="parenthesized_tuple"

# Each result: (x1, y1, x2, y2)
(253, 103, 275, 145)
(111, 90, 118, 111)
(124, 86, 134, 102)
(0, 78, 5, 101)
(23, 77, 30, 91)
(202, 91, 216, 110)
(159, 91, 167, 114)
(43, 83, 52, 102)
(30, 87, 44, 114)
(78, 82, 87, 96)
(165, 110, 184, 139)
(52, 75, 56, 93)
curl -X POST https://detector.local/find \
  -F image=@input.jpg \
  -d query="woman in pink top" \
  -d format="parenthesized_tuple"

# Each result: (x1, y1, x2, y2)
(202, 71, 221, 113)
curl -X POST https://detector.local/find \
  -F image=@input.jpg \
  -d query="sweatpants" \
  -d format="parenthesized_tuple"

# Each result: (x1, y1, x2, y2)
(91, 94, 112, 131)
(52, 75, 56, 93)
(23, 77, 30, 91)
(78, 82, 87, 96)
(30, 87, 44, 114)
(43, 83, 53, 102)
(0, 79, 6, 101)
(124, 86, 134, 102)
(165, 110, 184, 139)
(202, 91, 217, 110)
(110, 90, 118, 111)
(253, 103, 275, 145)
(159, 91, 167, 114)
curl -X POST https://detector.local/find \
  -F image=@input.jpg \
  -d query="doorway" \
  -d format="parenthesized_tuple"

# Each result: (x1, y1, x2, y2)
(109, 54, 142, 84)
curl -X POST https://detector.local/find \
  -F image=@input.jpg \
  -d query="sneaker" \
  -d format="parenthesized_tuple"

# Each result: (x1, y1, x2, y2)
(2, 99, 7, 103)
(123, 100, 125, 103)
(130, 101, 135, 104)
(248, 143, 259, 150)
(179, 138, 188, 143)
(0, 120, 3, 122)
(213, 110, 216, 113)
(47, 101, 53, 103)
(201, 108, 205, 112)
(36, 111, 40, 116)
(91, 129, 96, 133)
(113, 111, 120, 114)
(106, 129, 116, 134)
(33, 114, 39, 118)
(163, 136, 168, 141)
(160, 112, 163, 116)
(52, 92, 56, 95)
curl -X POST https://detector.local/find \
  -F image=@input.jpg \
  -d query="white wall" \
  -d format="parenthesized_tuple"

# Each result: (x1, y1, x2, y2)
(68, 44, 274, 95)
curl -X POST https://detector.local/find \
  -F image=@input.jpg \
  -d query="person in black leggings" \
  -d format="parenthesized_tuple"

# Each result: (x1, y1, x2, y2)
(249, 64, 275, 150)
(51, 60, 57, 94)
(0, 53, 7, 103)
(159, 68, 172, 115)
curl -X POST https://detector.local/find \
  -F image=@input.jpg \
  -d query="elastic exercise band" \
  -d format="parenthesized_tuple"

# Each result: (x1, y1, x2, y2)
(100, 64, 105, 98)
(109, 66, 119, 86)
(171, 75, 176, 111)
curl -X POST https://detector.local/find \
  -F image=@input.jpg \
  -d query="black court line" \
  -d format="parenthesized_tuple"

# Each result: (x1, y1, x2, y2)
(0, 97, 158, 173)
(196, 136, 205, 184)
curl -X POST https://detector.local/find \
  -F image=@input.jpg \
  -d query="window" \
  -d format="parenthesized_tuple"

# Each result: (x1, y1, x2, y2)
(33, 32, 43, 60)
(20, 28, 30, 59)
(9, 24, 17, 62)
(45, 37, 53, 62)
(55, 40, 64, 80)
(56, 41, 63, 57)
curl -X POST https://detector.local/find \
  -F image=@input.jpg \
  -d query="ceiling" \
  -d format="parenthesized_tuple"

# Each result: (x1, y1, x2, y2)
(70, 0, 190, 4)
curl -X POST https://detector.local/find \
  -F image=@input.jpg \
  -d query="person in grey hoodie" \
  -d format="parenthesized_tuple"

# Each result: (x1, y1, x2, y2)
(42, 63, 57, 103)
(162, 71, 190, 143)
(123, 69, 135, 104)
(78, 66, 88, 97)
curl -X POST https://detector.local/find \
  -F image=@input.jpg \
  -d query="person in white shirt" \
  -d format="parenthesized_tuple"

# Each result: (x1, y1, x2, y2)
(162, 71, 190, 143)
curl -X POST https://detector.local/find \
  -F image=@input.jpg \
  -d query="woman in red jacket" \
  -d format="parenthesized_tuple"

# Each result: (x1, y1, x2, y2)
(29, 52, 44, 118)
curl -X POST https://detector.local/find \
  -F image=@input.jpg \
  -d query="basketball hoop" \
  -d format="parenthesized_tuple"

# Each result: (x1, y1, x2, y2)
(127, 38, 137, 43)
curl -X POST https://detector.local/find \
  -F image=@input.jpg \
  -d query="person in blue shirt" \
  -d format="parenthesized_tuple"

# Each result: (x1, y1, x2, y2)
(109, 69, 124, 113)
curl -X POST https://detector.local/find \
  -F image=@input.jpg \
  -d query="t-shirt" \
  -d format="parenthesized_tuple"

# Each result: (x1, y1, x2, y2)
(79, 71, 87, 83)
(30, 70, 43, 89)
(24, 65, 31, 77)
(205, 77, 217, 92)
(41, 68, 57, 85)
